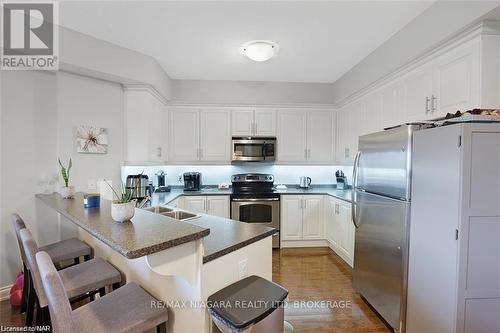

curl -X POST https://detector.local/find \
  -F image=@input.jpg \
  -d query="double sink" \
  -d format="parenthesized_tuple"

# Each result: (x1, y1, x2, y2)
(143, 206, 201, 221)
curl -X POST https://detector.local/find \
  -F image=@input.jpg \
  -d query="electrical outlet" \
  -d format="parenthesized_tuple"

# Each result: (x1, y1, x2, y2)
(238, 259, 248, 279)
(88, 179, 97, 191)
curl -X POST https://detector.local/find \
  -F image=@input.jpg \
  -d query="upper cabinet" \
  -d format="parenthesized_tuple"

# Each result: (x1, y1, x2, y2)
(232, 108, 276, 137)
(277, 109, 335, 163)
(169, 107, 231, 162)
(124, 89, 168, 164)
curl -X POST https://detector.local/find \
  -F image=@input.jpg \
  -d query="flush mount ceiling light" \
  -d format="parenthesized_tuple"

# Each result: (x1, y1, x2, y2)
(240, 40, 279, 62)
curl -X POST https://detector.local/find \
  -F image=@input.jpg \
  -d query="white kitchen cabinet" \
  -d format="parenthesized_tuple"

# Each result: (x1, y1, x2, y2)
(181, 196, 206, 214)
(169, 107, 231, 162)
(281, 195, 324, 241)
(124, 89, 168, 164)
(281, 195, 304, 240)
(169, 108, 199, 161)
(180, 195, 229, 218)
(206, 196, 230, 219)
(302, 195, 324, 240)
(407, 123, 500, 333)
(325, 197, 354, 267)
(278, 109, 335, 163)
(200, 109, 231, 161)
(231, 108, 276, 137)
(307, 111, 335, 162)
(335, 107, 350, 163)
(364, 95, 383, 136)
(232, 109, 254, 136)
(381, 82, 405, 129)
(277, 111, 308, 162)
(432, 42, 480, 117)
(403, 67, 434, 122)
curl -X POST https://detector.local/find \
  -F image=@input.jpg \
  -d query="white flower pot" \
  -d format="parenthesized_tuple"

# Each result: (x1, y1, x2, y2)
(59, 186, 75, 199)
(111, 201, 136, 223)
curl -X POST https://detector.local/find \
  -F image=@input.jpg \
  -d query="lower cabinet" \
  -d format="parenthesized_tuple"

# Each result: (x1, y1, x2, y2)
(325, 196, 355, 267)
(281, 195, 324, 241)
(179, 195, 229, 218)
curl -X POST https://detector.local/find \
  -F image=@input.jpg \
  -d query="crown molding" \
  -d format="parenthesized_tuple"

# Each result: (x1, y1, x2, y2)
(122, 83, 169, 105)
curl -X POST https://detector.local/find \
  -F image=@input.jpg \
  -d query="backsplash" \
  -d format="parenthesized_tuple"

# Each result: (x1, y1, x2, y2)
(122, 164, 353, 187)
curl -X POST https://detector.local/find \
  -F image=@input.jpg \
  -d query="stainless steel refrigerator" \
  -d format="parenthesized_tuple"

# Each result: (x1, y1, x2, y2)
(352, 124, 429, 333)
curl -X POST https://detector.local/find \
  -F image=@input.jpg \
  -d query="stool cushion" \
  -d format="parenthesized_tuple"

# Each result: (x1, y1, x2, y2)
(59, 257, 121, 300)
(207, 275, 288, 330)
(40, 238, 91, 264)
(72, 282, 168, 333)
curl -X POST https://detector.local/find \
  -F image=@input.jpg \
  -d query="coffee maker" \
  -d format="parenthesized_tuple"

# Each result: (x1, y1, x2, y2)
(183, 172, 202, 191)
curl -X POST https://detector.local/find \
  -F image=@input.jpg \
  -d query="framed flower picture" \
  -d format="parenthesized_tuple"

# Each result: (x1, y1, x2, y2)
(76, 126, 108, 154)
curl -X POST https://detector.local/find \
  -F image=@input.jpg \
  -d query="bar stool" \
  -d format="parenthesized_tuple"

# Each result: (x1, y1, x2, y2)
(20, 229, 122, 326)
(36, 251, 169, 333)
(12, 214, 92, 313)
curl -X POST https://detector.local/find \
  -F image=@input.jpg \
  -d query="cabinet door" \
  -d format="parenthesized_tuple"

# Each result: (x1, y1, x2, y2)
(336, 109, 349, 163)
(277, 110, 307, 162)
(149, 98, 168, 162)
(339, 202, 355, 267)
(404, 68, 433, 122)
(200, 109, 231, 161)
(281, 195, 303, 240)
(232, 109, 253, 136)
(168, 108, 199, 162)
(347, 103, 362, 162)
(254, 109, 276, 136)
(303, 195, 324, 240)
(183, 196, 206, 214)
(361, 95, 382, 136)
(206, 196, 229, 218)
(308, 111, 334, 162)
(433, 43, 479, 117)
(381, 82, 405, 129)
(124, 90, 151, 162)
(325, 197, 336, 245)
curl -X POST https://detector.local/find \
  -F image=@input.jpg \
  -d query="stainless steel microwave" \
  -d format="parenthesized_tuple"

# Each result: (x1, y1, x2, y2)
(231, 137, 276, 162)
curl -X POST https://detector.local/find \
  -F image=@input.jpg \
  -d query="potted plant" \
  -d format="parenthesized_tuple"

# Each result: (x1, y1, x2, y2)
(104, 180, 136, 223)
(58, 158, 74, 198)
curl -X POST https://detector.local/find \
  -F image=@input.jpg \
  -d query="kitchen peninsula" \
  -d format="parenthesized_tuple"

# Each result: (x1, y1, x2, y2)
(36, 192, 276, 333)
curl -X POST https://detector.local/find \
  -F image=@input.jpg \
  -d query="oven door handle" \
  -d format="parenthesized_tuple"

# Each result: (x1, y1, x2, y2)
(232, 198, 280, 202)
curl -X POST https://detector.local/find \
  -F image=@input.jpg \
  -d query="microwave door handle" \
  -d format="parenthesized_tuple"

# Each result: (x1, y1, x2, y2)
(262, 143, 267, 160)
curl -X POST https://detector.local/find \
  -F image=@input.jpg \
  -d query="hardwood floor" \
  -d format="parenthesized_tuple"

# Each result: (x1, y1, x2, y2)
(0, 247, 390, 332)
(273, 247, 390, 333)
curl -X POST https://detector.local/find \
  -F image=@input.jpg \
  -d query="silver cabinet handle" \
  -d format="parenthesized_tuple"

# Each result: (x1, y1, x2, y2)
(304, 199, 307, 209)
(307, 149, 311, 159)
(431, 95, 437, 112)
(206, 199, 210, 211)
(254, 122, 258, 134)
(199, 148, 203, 160)
(425, 96, 431, 113)
(351, 151, 361, 228)
(304, 149, 307, 159)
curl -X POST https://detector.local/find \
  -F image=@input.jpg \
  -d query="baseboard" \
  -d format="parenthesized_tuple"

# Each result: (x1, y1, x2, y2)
(0, 284, 12, 301)
(281, 239, 329, 248)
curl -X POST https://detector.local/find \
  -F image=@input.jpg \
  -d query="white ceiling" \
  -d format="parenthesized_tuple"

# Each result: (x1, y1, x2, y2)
(59, 1, 435, 83)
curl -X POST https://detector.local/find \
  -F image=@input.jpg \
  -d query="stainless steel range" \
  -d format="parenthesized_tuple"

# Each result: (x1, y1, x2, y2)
(230, 173, 280, 248)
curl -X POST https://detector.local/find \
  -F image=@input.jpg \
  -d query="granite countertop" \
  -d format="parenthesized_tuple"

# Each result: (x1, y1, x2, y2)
(36, 192, 276, 263)
(36, 193, 210, 259)
(151, 184, 352, 205)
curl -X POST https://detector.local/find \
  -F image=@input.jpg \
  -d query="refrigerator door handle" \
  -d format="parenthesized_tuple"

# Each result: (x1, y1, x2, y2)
(352, 151, 361, 228)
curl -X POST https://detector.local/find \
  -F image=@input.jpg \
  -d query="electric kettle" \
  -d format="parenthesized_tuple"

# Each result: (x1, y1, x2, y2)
(299, 176, 312, 189)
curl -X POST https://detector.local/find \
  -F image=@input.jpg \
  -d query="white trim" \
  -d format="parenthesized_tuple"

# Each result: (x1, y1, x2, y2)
(122, 84, 169, 105)
(0, 284, 13, 301)
(281, 239, 329, 248)
(166, 101, 336, 110)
